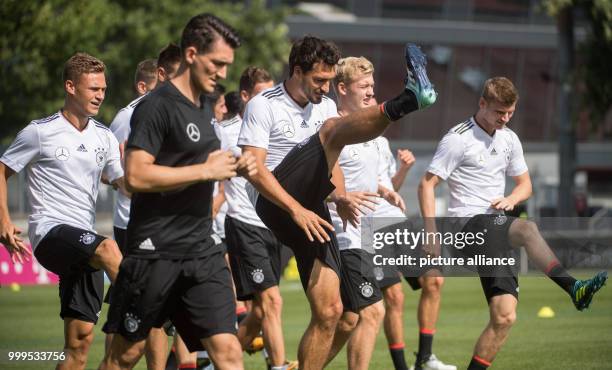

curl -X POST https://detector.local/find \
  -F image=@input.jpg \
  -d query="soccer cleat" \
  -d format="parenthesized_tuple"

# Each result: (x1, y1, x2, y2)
(404, 43, 437, 109)
(285, 360, 299, 370)
(410, 353, 457, 370)
(570, 271, 608, 311)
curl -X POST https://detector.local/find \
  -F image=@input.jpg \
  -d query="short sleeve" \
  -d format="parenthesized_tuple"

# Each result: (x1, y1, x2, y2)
(103, 132, 124, 182)
(0, 123, 40, 173)
(506, 132, 528, 177)
(237, 95, 274, 150)
(427, 132, 464, 180)
(127, 98, 168, 157)
(110, 108, 132, 144)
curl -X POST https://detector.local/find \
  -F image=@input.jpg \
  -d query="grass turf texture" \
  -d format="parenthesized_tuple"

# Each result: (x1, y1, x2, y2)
(1, 272, 610, 369)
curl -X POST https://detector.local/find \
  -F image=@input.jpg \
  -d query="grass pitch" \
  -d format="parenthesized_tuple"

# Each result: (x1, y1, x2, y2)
(1, 272, 610, 369)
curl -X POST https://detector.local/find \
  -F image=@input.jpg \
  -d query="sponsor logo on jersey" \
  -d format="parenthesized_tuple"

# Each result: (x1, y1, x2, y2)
(491, 148, 498, 155)
(300, 120, 308, 128)
(349, 148, 360, 160)
(360, 282, 374, 298)
(95, 148, 107, 167)
(251, 269, 265, 284)
(55, 147, 70, 161)
(77, 144, 88, 152)
(282, 123, 295, 138)
(186, 123, 200, 142)
(138, 238, 155, 251)
(79, 232, 96, 245)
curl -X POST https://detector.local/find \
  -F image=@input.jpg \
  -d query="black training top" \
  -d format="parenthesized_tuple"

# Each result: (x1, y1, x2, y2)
(126, 81, 220, 259)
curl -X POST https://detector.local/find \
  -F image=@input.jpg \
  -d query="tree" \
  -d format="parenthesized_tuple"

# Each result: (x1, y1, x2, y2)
(543, 0, 612, 130)
(0, 0, 291, 143)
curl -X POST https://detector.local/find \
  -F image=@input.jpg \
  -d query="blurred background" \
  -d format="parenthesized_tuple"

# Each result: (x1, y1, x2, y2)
(1, 0, 611, 231)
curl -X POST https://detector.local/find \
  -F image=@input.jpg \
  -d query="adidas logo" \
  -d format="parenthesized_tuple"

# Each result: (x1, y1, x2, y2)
(138, 238, 155, 251)
(77, 144, 88, 152)
(491, 148, 498, 155)
(300, 120, 308, 128)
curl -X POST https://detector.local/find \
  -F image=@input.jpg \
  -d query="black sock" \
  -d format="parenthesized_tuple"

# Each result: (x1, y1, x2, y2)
(389, 346, 409, 370)
(416, 331, 433, 365)
(547, 264, 577, 294)
(468, 356, 490, 370)
(382, 90, 419, 121)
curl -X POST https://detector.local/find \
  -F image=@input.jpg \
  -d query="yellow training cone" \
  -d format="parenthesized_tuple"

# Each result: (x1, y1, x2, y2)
(537, 306, 555, 318)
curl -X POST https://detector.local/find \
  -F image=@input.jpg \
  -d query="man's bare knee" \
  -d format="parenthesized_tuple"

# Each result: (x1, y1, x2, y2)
(65, 325, 94, 365)
(511, 219, 540, 245)
(91, 239, 122, 268)
(361, 301, 385, 325)
(314, 299, 343, 328)
(260, 288, 283, 316)
(491, 309, 516, 331)
(383, 284, 404, 311)
(420, 276, 444, 295)
(338, 311, 359, 333)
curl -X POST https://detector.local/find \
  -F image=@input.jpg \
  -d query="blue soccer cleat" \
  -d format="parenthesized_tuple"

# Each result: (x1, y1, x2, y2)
(404, 43, 437, 109)
(570, 270, 608, 311)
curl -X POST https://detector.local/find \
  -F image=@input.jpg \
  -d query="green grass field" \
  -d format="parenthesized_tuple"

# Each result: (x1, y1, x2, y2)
(1, 272, 610, 369)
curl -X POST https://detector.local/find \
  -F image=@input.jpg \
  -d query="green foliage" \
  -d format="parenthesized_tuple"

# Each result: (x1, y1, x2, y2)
(0, 0, 290, 143)
(542, 0, 612, 129)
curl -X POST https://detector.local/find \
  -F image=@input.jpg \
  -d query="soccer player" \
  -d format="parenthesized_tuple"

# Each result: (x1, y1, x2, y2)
(105, 48, 181, 370)
(374, 136, 456, 370)
(219, 66, 299, 370)
(100, 14, 255, 370)
(155, 43, 182, 83)
(418, 77, 608, 370)
(322, 56, 388, 370)
(0, 52, 124, 370)
(239, 37, 436, 370)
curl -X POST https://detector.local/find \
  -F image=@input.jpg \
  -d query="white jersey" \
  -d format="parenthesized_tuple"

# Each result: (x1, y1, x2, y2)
(0, 112, 123, 249)
(329, 139, 380, 250)
(238, 82, 338, 204)
(238, 83, 338, 171)
(215, 115, 266, 228)
(109, 95, 146, 229)
(373, 136, 406, 219)
(212, 181, 228, 238)
(427, 117, 528, 217)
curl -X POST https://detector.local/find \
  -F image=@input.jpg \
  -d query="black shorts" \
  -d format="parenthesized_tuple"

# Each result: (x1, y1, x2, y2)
(34, 224, 106, 323)
(255, 134, 349, 301)
(104, 250, 236, 352)
(374, 220, 420, 290)
(462, 214, 520, 302)
(340, 249, 383, 312)
(225, 216, 283, 301)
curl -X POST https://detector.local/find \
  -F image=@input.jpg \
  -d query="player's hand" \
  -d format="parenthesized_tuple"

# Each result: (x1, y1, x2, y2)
(382, 190, 406, 213)
(335, 192, 379, 230)
(491, 197, 515, 211)
(236, 151, 257, 178)
(290, 205, 334, 243)
(397, 149, 415, 169)
(0, 219, 31, 264)
(203, 150, 238, 181)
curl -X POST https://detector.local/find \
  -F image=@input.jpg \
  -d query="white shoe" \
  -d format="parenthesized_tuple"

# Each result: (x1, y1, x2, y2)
(409, 354, 457, 370)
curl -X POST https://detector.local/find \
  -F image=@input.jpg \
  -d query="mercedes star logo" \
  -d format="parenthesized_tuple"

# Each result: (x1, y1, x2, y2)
(186, 123, 200, 142)
(282, 123, 295, 138)
(55, 147, 70, 161)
